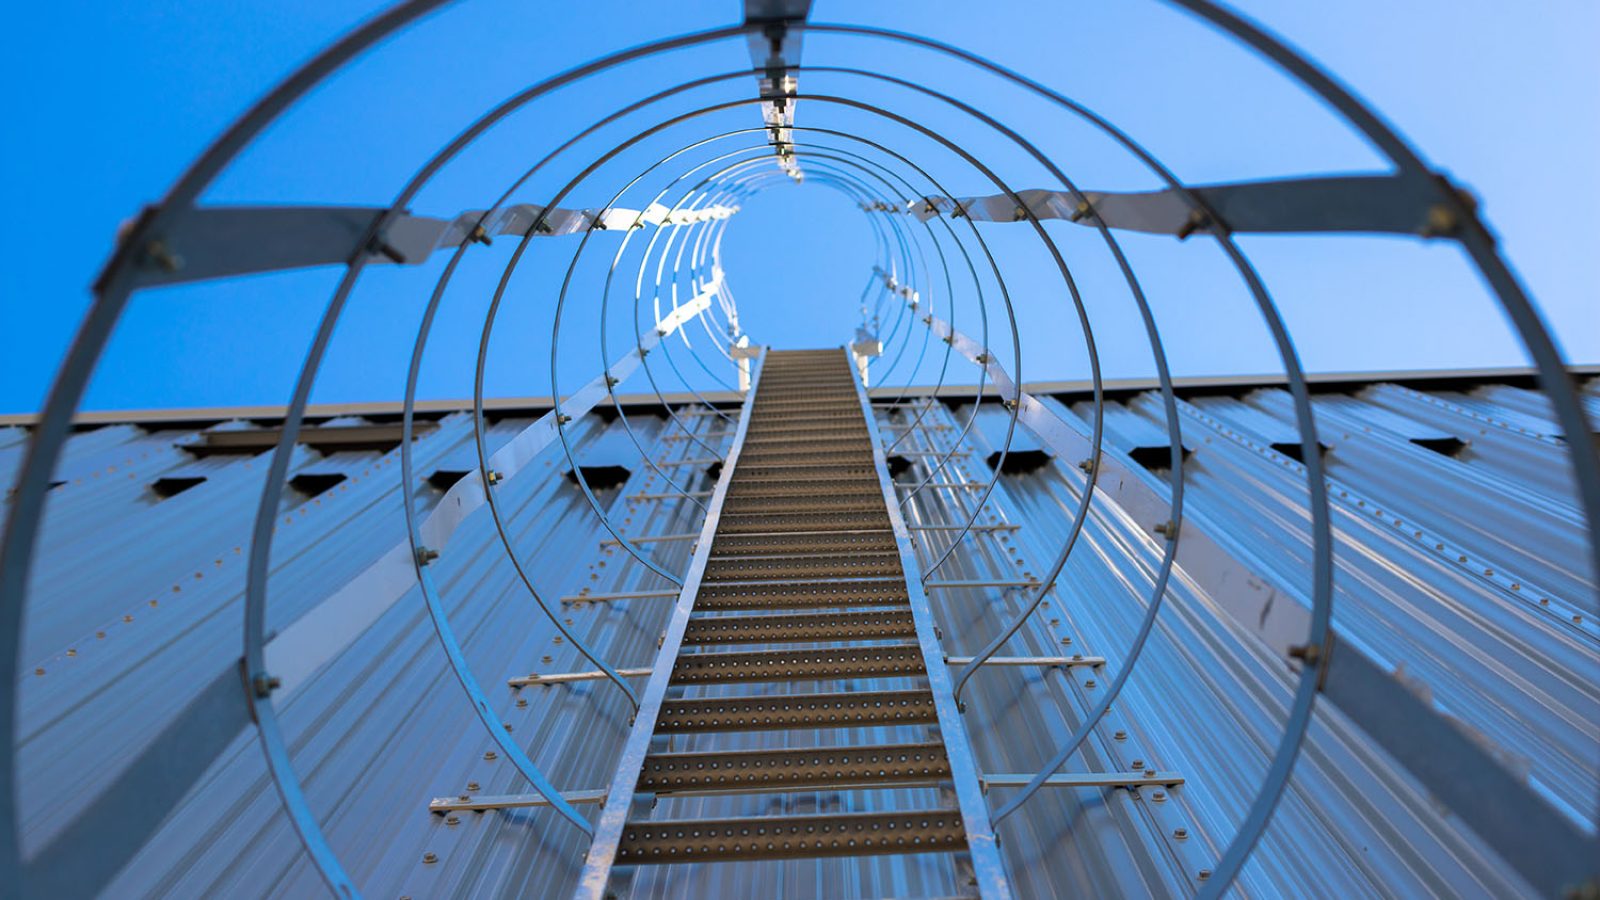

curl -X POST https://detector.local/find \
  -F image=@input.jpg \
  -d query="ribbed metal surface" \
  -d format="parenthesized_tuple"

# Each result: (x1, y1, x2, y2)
(4, 372, 1594, 897)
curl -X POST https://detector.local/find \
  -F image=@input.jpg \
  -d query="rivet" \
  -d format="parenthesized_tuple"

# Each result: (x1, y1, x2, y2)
(1113, 730, 1127, 741)
(1173, 827, 1188, 839)
(445, 815, 460, 826)
(1131, 759, 1145, 769)
(1198, 868, 1212, 881)
(423, 852, 438, 864)
(467, 782, 480, 791)
(484, 751, 498, 761)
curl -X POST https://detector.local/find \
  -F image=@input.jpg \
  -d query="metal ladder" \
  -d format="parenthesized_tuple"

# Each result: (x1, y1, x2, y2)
(577, 348, 1009, 898)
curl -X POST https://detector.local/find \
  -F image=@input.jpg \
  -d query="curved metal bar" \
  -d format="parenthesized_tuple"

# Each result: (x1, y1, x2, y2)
(856, 75, 1179, 717)
(796, 24, 1333, 876)
(0, 2, 458, 889)
(227, 24, 766, 887)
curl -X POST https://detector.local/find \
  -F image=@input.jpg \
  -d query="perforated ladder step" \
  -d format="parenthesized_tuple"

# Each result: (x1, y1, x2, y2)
(682, 609, 917, 644)
(703, 552, 902, 580)
(670, 645, 925, 684)
(694, 579, 909, 610)
(615, 810, 967, 864)
(637, 741, 951, 793)
(656, 689, 938, 732)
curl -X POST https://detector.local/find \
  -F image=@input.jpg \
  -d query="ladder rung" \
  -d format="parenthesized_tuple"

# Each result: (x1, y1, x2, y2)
(670, 645, 925, 684)
(682, 609, 916, 645)
(703, 553, 903, 581)
(637, 741, 949, 793)
(982, 771, 1186, 789)
(696, 579, 909, 610)
(615, 810, 966, 864)
(656, 689, 937, 732)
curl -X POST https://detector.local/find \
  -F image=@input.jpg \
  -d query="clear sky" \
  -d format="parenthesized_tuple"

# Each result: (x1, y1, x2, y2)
(2, 1, 1596, 414)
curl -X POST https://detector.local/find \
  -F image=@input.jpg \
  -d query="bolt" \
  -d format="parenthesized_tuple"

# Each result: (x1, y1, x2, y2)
(486, 470, 502, 485)
(1113, 730, 1128, 741)
(484, 751, 497, 761)
(1421, 204, 1459, 238)
(1131, 759, 1145, 769)
(415, 546, 440, 566)
(144, 239, 184, 272)
(1174, 827, 1189, 840)
(516, 698, 528, 708)
(1287, 643, 1321, 666)
(423, 852, 438, 865)
(1152, 790, 1168, 802)
(1198, 869, 1212, 881)
(252, 673, 282, 697)
(467, 782, 480, 792)
(445, 815, 460, 826)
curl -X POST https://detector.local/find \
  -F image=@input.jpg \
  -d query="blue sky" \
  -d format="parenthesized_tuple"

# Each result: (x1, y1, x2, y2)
(2, 1, 1595, 414)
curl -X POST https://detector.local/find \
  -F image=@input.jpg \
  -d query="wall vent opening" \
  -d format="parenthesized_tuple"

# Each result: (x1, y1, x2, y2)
(1128, 444, 1194, 474)
(427, 469, 469, 491)
(289, 472, 347, 498)
(151, 476, 207, 499)
(1269, 441, 1331, 464)
(1409, 436, 1468, 458)
(566, 465, 633, 491)
(986, 448, 1053, 474)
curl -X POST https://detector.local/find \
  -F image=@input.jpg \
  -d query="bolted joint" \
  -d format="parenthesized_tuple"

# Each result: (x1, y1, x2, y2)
(1152, 521, 1176, 540)
(604, 374, 620, 388)
(1068, 200, 1092, 222)
(975, 352, 990, 365)
(143, 239, 184, 273)
(469, 224, 493, 246)
(485, 470, 503, 486)
(252, 672, 282, 698)
(1287, 643, 1321, 666)
(1176, 208, 1212, 240)
(1421, 204, 1460, 239)
(1012, 206, 1029, 222)
(1077, 458, 1096, 474)
(367, 235, 406, 263)
(415, 546, 440, 566)
(556, 413, 572, 424)
(534, 219, 553, 235)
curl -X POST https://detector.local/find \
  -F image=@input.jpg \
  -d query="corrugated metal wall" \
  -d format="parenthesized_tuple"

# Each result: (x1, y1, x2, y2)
(4, 372, 1596, 898)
